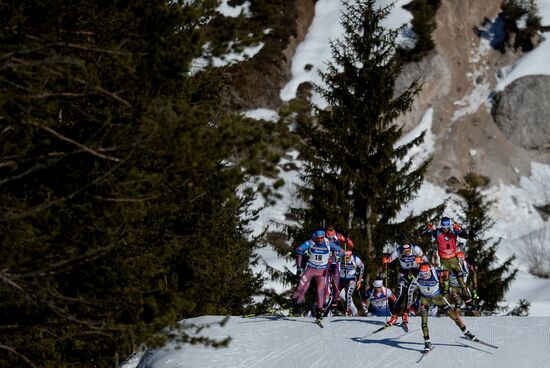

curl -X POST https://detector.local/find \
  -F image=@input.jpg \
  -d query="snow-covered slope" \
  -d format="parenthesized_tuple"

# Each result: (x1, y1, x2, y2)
(133, 315, 550, 368)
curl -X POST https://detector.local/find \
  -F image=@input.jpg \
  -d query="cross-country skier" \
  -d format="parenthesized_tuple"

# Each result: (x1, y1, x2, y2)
(410, 262, 478, 352)
(361, 279, 396, 316)
(382, 236, 428, 327)
(421, 216, 473, 305)
(292, 229, 343, 323)
(325, 225, 346, 313)
(337, 242, 365, 316)
(449, 251, 479, 312)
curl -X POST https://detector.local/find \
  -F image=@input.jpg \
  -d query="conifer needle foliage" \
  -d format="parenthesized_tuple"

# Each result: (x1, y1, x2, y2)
(294, 0, 437, 273)
(0, 1, 286, 366)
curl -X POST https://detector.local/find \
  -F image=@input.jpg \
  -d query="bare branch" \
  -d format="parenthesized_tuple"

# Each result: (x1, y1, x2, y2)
(16, 242, 117, 279)
(0, 160, 17, 169)
(0, 271, 24, 291)
(1, 160, 124, 221)
(0, 344, 37, 368)
(63, 42, 130, 55)
(94, 86, 131, 107)
(0, 125, 12, 137)
(92, 194, 160, 203)
(26, 120, 121, 162)
(29, 92, 86, 99)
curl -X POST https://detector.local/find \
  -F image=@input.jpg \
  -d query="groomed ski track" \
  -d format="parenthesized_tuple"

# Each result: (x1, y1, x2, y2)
(135, 316, 550, 368)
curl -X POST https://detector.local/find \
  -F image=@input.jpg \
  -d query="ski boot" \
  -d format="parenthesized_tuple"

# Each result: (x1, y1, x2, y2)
(315, 307, 324, 327)
(291, 303, 303, 317)
(386, 314, 398, 326)
(464, 330, 478, 341)
(423, 336, 432, 352)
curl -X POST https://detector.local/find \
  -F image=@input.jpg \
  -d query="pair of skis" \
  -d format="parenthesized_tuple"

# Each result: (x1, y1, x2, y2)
(371, 321, 409, 335)
(416, 336, 498, 363)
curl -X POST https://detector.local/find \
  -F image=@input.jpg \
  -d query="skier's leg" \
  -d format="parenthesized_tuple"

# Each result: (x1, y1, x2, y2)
(437, 294, 467, 331)
(292, 268, 314, 304)
(449, 257, 472, 302)
(346, 280, 357, 314)
(419, 297, 430, 339)
(315, 272, 327, 310)
(331, 268, 340, 308)
(407, 279, 418, 309)
(393, 272, 408, 314)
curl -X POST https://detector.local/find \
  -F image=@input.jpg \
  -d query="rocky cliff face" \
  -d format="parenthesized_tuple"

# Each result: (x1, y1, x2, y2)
(396, 0, 550, 188)
(228, 0, 550, 189)
(220, 0, 316, 111)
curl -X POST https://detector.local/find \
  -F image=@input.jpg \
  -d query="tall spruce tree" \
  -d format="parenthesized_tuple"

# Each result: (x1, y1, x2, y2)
(294, 0, 436, 267)
(456, 173, 517, 312)
(0, 0, 286, 366)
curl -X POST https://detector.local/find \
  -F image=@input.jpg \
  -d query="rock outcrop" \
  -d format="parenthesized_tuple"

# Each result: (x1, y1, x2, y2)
(492, 75, 550, 150)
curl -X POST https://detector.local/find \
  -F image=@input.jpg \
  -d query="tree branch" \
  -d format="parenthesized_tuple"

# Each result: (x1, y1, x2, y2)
(26, 120, 121, 162)
(0, 344, 37, 368)
(92, 194, 160, 203)
(0, 271, 24, 291)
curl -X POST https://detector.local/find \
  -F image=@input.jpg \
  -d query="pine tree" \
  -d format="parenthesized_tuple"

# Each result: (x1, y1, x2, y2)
(456, 173, 517, 312)
(293, 0, 437, 270)
(410, 0, 439, 54)
(0, 0, 286, 366)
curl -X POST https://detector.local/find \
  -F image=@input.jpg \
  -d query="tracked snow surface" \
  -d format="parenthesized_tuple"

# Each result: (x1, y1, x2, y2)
(133, 315, 549, 368)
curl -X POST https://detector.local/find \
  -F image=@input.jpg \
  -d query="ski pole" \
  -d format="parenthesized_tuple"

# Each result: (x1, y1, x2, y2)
(384, 260, 389, 324)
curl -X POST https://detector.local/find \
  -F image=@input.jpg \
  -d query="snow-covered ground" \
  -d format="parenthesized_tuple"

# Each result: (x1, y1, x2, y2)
(134, 315, 550, 368)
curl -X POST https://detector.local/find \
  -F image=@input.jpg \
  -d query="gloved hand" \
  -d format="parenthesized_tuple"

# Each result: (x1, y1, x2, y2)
(473, 289, 478, 299)
(382, 256, 390, 264)
(296, 267, 303, 277)
(427, 223, 434, 231)
(415, 257, 423, 264)
(357, 280, 362, 290)
(453, 223, 461, 231)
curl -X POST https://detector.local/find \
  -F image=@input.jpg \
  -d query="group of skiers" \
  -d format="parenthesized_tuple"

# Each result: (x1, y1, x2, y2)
(290, 217, 480, 351)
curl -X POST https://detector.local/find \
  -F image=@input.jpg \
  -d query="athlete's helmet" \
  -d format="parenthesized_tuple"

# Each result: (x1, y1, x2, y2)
(418, 262, 431, 278)
(312, 230, 325, 241)
(325, 226, 336, 238)
(344, 249, 353, 259)
(402, 243, 411, 254)
(440, 217, 452, 229)
(337, 233, 346, 243)
(373, 279, 384, 288)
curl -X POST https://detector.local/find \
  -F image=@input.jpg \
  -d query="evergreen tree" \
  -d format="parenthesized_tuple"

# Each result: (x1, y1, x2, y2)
(0, 0, 287, 366)
(456, 173, 517, 312)
(293, 0, 437, 274)
(409, 0, 439, 54)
